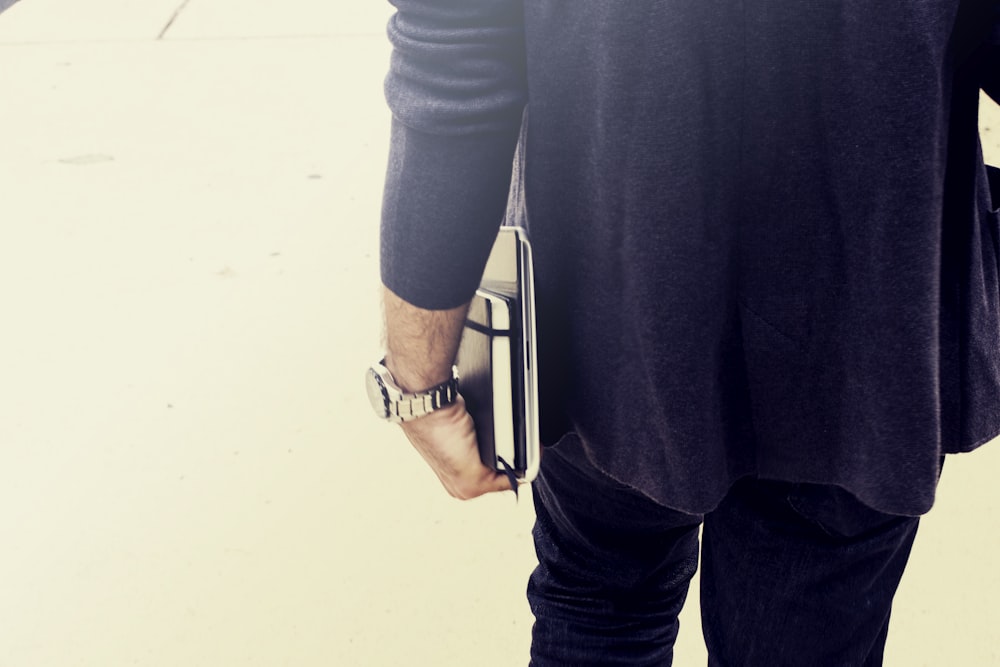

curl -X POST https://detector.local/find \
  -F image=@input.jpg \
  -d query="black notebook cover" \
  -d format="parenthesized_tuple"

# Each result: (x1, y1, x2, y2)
(456, 227, 539, 482)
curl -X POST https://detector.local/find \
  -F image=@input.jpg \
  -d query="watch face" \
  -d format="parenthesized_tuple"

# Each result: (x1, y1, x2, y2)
(365, 367, 391, 419)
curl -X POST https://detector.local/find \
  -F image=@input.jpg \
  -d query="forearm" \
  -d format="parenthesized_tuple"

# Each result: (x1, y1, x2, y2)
(382, 285, 469, 392)
(380, 285, 511, 499)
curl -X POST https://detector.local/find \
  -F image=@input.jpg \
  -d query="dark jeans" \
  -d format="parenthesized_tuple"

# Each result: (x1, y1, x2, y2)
(527, 436, 922, 666)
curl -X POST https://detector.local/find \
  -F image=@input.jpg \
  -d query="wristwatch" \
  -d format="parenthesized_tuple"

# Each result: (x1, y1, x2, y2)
(365, 358, 459, 423)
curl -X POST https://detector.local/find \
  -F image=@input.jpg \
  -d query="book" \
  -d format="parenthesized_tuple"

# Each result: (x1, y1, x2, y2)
(456, 226, 539, 483)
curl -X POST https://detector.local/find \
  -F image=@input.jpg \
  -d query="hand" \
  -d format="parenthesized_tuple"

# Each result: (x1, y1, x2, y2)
(400, 395, 514, 500)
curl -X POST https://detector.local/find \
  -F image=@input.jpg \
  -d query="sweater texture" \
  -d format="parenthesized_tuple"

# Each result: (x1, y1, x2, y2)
(382, 0, 1000, 515)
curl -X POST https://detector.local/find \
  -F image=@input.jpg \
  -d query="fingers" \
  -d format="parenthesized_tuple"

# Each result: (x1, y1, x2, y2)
(400, 399, 516, 500)
(429, 444, 515, 500)
(442, 469, 515, 501)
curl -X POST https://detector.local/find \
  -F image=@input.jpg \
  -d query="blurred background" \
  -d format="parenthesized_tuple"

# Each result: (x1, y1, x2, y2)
(0, 2, 997, 665)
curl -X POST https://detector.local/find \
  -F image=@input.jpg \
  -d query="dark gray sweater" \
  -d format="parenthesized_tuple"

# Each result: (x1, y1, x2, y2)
(381, 0, 1000, 515)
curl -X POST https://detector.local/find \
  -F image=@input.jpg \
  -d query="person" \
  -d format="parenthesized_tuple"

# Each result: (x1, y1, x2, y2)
(368, 1, 1000, 664)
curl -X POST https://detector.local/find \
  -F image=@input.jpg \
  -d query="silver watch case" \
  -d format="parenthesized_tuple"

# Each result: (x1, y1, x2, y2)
(366, 359, 459, 423)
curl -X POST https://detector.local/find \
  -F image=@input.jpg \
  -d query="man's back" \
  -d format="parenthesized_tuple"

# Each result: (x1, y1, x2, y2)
(382, 0, 1000, 514)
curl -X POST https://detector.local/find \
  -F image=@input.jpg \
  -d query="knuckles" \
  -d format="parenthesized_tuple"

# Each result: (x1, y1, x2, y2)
(447, 479, 480, 501)
(449, 487, 475, 501)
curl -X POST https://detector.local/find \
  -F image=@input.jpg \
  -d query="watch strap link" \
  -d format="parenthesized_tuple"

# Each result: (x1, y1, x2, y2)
(390, 376, 459, 422)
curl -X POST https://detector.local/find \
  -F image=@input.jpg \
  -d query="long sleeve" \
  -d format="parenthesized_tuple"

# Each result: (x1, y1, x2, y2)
(381, 0, 527, 310)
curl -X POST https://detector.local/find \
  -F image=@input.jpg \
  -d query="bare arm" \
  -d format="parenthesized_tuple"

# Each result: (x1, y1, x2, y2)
(383, 286, 512, 499)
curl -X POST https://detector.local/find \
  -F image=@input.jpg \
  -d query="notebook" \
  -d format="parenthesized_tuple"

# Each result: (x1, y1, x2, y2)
(456, 226, 540, 483)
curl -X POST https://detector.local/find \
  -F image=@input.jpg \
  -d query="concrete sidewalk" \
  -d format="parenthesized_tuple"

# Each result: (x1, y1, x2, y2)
(0, 2, 536, 666)
(0, 2, 998, 665)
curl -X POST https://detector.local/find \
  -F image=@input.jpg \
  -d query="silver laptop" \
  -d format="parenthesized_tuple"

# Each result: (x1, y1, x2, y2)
(456, 226, 540, 483)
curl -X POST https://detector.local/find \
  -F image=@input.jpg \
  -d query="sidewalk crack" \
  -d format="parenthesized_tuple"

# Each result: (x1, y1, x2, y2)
(158, 0, 193, 40)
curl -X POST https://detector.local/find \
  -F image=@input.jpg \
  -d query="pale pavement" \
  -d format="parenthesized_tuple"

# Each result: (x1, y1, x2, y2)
(0, 2, 997, 665)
